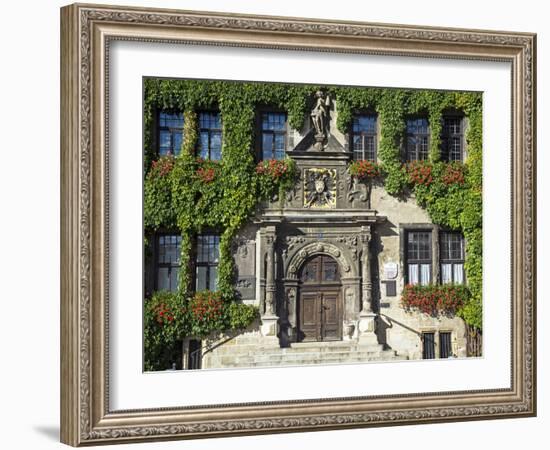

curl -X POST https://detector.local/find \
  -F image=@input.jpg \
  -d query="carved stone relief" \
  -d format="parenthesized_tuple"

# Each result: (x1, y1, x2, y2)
(303, 168, 337, 208)
(285, 241, 355, 279)
(282, 235, 306, 260)
(232, 229, 257, 300)
(347, 176, 369, 205)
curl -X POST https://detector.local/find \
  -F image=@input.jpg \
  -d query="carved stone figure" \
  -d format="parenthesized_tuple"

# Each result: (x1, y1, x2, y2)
(310, 90, 330, 150)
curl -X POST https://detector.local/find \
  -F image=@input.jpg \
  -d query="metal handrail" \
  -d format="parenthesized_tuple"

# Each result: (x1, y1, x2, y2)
(188, 333, 240, 370)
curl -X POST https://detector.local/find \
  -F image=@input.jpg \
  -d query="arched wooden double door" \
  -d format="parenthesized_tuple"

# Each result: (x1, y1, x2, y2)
(298, 255, 342, 342)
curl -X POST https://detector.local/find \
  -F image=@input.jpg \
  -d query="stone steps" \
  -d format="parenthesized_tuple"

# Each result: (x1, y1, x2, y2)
(205, 351, 407, 368)
(202, 338, 408, 369)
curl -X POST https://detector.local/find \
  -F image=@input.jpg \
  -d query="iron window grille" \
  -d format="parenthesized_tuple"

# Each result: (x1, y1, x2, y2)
(422, 332, 436, 359)
(439, 331, 453, 358)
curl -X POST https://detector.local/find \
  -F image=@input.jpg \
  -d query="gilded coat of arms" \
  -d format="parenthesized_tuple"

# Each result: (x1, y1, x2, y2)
(303, 168, 337, 208)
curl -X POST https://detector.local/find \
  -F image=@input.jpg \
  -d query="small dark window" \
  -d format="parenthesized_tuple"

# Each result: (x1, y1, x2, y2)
(198, 112, 222, 160)
(406, 231, 432, 285)
(441, 116, 464, 162)
(188, 339, 202, 370)
(440, 232, 465, 284)
(352, 115, 377, 161)
(422, 332, 436, 359)
(406, 118, 430, 161)
(155, 234, 182, 292)
(261, 112, 287, 160)
(439, 332, 452, 358)
(195, 234, 220, 291)
(158, 111, 184, 156)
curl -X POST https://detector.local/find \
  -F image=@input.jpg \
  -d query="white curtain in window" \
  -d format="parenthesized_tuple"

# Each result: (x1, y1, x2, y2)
(441, 263, 452, 284)
(420, 264, 431, 285)
(209, 267, 218, 291)
(408, 264, 419, 285)
(453, 264, 464, 284)
(196, 266, 207, 291)
(157, 268, 169, 291)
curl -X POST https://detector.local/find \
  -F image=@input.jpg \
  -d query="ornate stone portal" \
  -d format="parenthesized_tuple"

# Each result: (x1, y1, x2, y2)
(254, 91, 384, 347)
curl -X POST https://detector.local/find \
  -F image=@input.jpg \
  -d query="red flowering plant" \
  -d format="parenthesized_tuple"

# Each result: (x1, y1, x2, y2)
(442, 162, 466, 186)
(195, 158, 220, 184)
(149, 154, 175, 178)
(256, 158, 297, 200)
(348, 160, 383, 181)
(143, 290, 188, 371)
(186, 290, 228, 337)
(405, 160, 434, 186)
(401, 284, 470, 317)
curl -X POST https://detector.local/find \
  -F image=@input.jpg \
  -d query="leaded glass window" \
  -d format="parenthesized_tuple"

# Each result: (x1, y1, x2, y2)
(407, 231, 432, 285)
(261, 112, 287, 160)
(440, 232, 465, 284)
(406, 118, 430, 161)
(158, 111, 184, 156)
(195, 234, 220, 291)
(441, 116, 464, 162)
(352, 115, 377, 161)
(198, 112, 222, 160)
(156, 235, 182, 292)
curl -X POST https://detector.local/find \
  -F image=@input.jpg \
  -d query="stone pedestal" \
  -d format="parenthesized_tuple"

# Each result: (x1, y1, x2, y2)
(358, 312, 379, 345)
(260, 315, 279, 338)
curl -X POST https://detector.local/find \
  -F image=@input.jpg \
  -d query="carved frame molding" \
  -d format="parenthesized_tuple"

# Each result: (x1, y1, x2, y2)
(61, 3, 536, 446)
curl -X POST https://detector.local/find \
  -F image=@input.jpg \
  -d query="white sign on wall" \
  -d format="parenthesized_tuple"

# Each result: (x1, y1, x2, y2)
(384, 262, 398, 279)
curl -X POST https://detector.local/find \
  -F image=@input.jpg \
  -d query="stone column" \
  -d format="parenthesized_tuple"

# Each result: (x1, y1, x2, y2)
(361, 232, 373, 314)
(265, 235, 275, 315)
(260, 227, 279, 341)
(358, 225, 378, 344)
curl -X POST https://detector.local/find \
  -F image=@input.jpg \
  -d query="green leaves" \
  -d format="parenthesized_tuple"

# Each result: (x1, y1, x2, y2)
(143, 290, 259, 370)
(143, 79, 483, 333)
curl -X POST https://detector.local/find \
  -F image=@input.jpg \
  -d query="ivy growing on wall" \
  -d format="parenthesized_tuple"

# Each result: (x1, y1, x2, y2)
(143, 79, 483, 337)
(331, 86, 482, 330)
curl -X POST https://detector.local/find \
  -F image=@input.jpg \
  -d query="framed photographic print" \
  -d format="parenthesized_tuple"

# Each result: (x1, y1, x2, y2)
(60, 3, 537, 446)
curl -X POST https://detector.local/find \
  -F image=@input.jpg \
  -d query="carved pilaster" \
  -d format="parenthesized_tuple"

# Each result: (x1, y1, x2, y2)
(264, 233, 276, 317)
(360, 228, 373, 314)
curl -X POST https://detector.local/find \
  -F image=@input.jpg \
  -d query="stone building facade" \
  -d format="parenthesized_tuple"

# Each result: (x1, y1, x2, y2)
(194, 95, 468, 369)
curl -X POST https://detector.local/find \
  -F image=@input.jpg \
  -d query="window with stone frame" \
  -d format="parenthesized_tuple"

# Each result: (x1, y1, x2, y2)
(155, 234, 182, 292)
(351, 114, 377, 161)
(439, 331, 453, 358)
(197, 111, 222, 160)
(422, 332, 436, 359)
(441, 115, 465, 162)
(440, 231, 465, 284)
(405, 117, 430, 161)
(422, 331, 453, 359)
(158, 111, 184, 156)
(195, 234, 220, 292)
(260, 112, 287, 160)
(406, 230, 432, 285)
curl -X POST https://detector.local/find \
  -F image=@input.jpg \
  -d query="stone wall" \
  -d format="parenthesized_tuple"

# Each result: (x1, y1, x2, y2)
(214, 101, 470, 364)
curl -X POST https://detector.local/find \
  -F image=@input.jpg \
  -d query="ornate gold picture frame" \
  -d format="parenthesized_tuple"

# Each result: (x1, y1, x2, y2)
(60, 3, 536, 446)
